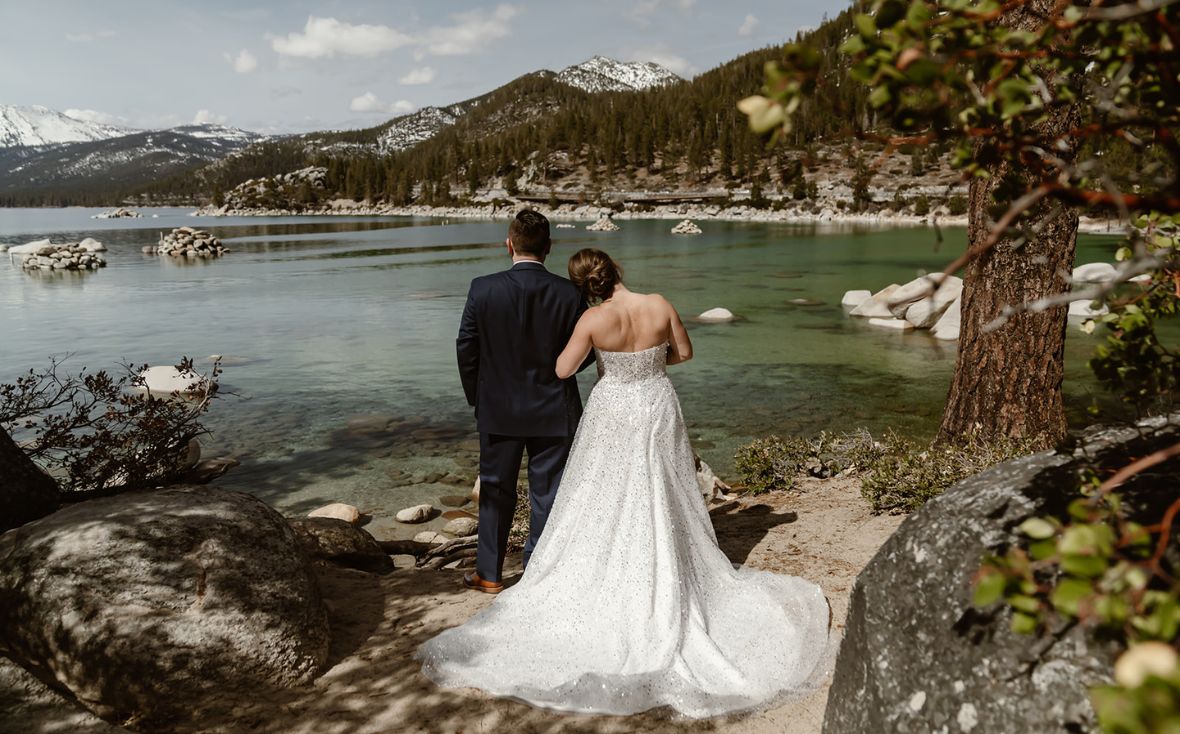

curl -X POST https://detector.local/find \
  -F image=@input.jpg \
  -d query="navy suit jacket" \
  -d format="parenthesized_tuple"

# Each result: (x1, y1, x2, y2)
(457, 261, 592, 437)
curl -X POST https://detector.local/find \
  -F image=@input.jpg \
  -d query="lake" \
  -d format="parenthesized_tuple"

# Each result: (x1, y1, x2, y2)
(0, 207, 1125, 535)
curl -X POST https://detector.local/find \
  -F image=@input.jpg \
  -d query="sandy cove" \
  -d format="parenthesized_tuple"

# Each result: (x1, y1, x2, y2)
(0, 475, 902, 734)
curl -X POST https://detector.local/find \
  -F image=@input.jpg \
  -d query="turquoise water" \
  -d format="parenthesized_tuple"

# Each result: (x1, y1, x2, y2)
(0, 208, 1125, 533)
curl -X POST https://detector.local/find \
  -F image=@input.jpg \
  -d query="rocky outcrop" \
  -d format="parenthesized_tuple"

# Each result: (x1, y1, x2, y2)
(824, 417, 1180, 734)
(17, 242, 107, 273)
(288, 517, 394, 574)
(849, 284, 902, 318)
(670, 219, 702, 235)
(0, 486, 330, 729)
(586, 217, 621, 232)
(218, 166, 328, 211)
(152, 227, 227, 258)
(92, 207, 140, 219)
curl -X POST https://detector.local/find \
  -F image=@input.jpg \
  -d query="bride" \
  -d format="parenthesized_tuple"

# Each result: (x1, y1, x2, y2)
(417, 248, 831, 718)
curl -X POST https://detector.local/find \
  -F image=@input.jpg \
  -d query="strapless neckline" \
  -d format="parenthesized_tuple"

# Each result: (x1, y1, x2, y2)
(596, 342, 668, 356)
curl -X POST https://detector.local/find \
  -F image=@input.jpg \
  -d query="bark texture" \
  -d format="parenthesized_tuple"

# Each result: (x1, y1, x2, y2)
(0, 427, 59, 533)
(937, 0, 1080, 446)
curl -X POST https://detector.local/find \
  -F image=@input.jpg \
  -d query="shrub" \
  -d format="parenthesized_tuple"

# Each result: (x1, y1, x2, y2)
(861, 432, 1043, 514)
(913, 195, 930, 216)
(733, 435, 809, 493)
(947, 195, 968, 216)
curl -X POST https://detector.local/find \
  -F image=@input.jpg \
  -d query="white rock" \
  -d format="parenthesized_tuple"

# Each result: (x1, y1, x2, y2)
(932, 297, 962, 341)
(586, 217, 620, 232)
(1068, 299, 1110, 318)
(1130, 273, 1153, 285)
(470, 477, 480, 503)
(887, 273, 953, 319)
(307, 502, 361, 524)
(1072, 262, 1117, 284)
(78, 237, 106, 252)
(7, 239, 51, 255)
(695, 458, 731, 502)
(395, 504, 434, 524)
(0, 244, 7, 253)
(867, 317, 915, 331)
(138, 366, 213, 395)
(671, 219, 702, 235)
(849, 284, 902, 318)
(413, 531, 447, 545)
(442, 517, 478, 536)
(841, 290, 872, 308)
(698, 307, 735, 323)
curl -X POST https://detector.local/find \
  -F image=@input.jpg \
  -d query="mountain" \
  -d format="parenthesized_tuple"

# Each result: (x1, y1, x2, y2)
(0, 125, 267, 204)
(0, 105, 135, 148)
(555, 56, 682, 93)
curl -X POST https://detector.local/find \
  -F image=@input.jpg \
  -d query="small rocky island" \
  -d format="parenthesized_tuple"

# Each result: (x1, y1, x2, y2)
(149, 227, 228, 258)
(11, 238, 108, 273)
(93, 207, 141, 219)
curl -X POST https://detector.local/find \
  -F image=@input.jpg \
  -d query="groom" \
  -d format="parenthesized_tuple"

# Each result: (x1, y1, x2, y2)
(456, 209, 592, 594)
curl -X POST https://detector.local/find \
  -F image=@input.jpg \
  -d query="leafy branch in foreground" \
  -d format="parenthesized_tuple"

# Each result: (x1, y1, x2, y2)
(0, 357, 221, 496)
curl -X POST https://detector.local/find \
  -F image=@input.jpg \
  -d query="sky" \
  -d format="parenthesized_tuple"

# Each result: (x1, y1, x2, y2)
(0, 1, 848, 135)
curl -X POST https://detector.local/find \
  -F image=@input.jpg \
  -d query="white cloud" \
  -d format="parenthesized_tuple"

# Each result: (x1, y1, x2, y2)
(225, 49, 258, 73)
(192, 110, 229, 125)
(349, 92, 415, 115)
(399, 66, 436, 85)
(63, 108, 125, 126)
(629, 0, 695, 25)
(421, 5, 520, 56)
(65, 29, 115, 43)
(270, 16, 413, 59)
(628, 49, 695, 77)
(739, 13, 759, 36)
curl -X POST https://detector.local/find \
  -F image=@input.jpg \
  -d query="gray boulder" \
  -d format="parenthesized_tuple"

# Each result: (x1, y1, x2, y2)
(824, 418, 1180, 734)
(288, 517, 394, 574)
(0, 486, 329, 729)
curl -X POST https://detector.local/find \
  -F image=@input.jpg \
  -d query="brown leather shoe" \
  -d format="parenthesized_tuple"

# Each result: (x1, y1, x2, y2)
(463, 571, 503, 594)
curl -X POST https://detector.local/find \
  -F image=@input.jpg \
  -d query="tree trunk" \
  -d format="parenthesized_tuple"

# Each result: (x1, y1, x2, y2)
(937, 0, 1080, 447)
(0, 427, 60, 532)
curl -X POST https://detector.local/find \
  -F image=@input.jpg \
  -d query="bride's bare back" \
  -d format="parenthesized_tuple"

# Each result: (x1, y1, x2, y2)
(556, 285, 692, 378)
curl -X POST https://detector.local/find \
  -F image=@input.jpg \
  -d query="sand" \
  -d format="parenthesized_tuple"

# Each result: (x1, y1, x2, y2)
(0, 476, 902, 733)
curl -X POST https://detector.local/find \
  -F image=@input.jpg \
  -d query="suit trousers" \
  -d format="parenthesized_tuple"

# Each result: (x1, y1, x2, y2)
(475, 432, 573, 582)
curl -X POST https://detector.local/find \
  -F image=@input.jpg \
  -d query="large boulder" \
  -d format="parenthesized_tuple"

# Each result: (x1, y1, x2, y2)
(0, 486, 330, 728)
(841, 290, 872, 308)
(1072, 262, 1117, 284)
(931, 297, 962, 341)
(849, 284, 901, 318)
(288, 517, 394, 574)
(138, 365, 215, 396)
(824, 418, 1180, 734)
(886, 274, 956, 319)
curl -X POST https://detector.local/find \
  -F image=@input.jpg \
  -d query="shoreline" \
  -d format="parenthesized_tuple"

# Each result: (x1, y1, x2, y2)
(189, 202, 1128, 235)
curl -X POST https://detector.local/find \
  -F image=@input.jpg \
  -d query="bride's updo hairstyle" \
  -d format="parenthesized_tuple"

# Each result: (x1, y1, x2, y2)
(568, 248, 623, 303)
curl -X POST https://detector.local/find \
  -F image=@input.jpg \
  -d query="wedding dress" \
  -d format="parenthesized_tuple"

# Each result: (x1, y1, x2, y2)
(417, 344, 831, 718)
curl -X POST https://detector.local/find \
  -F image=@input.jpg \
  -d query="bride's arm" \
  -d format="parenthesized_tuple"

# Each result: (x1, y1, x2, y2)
(665, 301, 693, 365)
(556, 314, 595, 379)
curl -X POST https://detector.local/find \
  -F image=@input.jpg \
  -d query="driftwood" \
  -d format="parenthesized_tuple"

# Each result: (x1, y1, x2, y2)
(378, 534, 479, 570)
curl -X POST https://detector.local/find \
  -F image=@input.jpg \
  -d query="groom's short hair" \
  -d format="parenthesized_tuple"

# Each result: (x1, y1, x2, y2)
(509, 209, 551, 257)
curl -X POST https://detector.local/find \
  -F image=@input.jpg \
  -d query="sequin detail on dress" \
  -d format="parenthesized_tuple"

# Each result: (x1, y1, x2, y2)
(416, 343, 831, 718)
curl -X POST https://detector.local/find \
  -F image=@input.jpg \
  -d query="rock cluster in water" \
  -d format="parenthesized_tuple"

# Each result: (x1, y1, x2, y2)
(670, 219, 702, 235)
(92, 207, 141, 219)
(18, 240, 108, 273)
(586, 217, 620, 232)
(151, 227, 228, 258)
(845, 274, 963, 340)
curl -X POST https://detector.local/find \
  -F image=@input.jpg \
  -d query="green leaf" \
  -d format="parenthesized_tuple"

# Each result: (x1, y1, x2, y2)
(854, 13, 877, 38)
(906, 0, 931, 29)
(869, 84, 893, 108)
(840, 35, 867, 55)
(974, 570, 1006, 607)
(1011, 611, 1038, 634)
(1062, 553, 1108, 578)
(1050, 577, 1093, 617)
(1009, 594, 1041, 614)
(1061, 525, 1099, 555)
(1019, 517, 1057, 539)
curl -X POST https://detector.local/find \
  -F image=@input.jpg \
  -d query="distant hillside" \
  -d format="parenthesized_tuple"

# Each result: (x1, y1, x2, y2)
(0, 125, 267, 206)
(0, 105, 134, 148)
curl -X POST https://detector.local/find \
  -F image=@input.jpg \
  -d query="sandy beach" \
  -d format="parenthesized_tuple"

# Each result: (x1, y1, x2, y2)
(0, 475, 902, 733)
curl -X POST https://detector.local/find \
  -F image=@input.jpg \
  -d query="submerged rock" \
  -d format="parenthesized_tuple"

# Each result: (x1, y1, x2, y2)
(698, 307, 736, 323)
(138, 365, 215, 395)
(867, 317, 914, 331)
(0, 486, 329, 728)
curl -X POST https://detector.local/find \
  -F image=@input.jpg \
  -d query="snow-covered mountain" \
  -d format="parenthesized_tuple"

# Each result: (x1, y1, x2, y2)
(376, 104, 466, 153)
(556, 56, 682, 93)
(0, 105, 135, 148)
